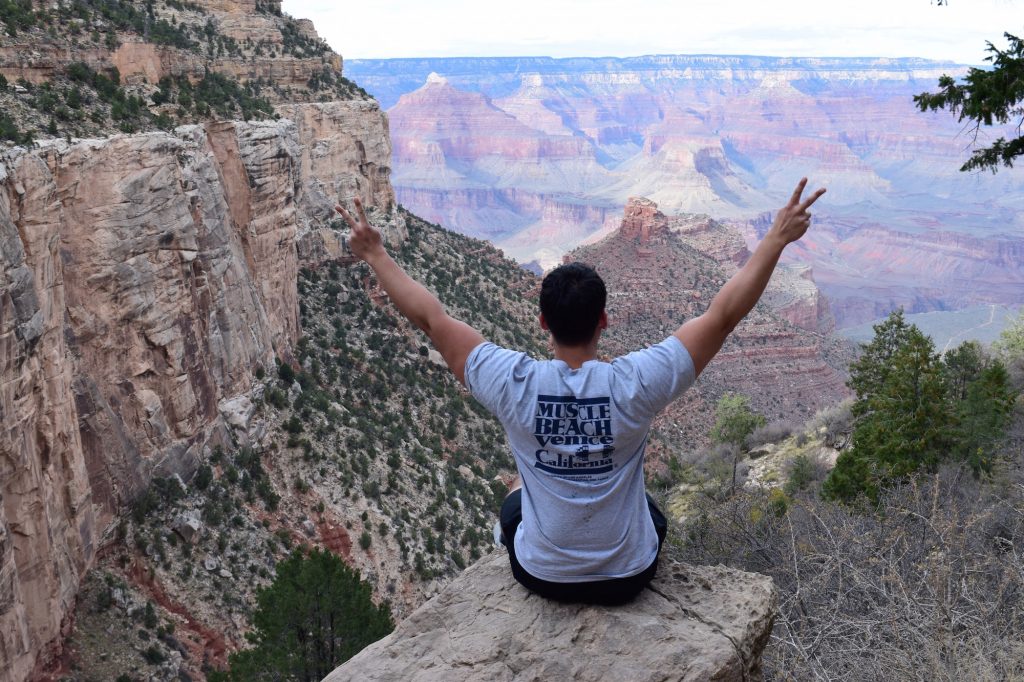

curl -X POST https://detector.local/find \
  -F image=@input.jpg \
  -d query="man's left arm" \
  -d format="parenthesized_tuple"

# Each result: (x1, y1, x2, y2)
(674, 178, 825, 377)
(336, 199, 484, 385)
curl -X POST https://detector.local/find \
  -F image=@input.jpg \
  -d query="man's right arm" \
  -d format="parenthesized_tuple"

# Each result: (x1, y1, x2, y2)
(674, 178, 825, 377)
(336, 199, 484, 385)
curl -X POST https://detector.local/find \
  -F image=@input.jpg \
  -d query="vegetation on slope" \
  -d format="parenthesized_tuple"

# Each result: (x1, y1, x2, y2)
(61, 210, 546, 680)
(823, 310, 1016, 503)
(664, 309, 1024, 681)
(0, 0, 370, 143)
(212, 549, 394, 681)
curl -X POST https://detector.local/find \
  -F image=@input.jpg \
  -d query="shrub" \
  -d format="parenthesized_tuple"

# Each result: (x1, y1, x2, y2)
(745, 420, 798, 450)
(678, 466, 1024, 680)
(142, 645, 166, 665)
(812, 399, 854, 449)
(193, 464, 213, 491)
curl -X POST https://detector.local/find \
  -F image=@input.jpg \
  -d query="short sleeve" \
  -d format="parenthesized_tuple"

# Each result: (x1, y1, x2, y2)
(463, 342, 529, 417)
(612, 336, 696, 420)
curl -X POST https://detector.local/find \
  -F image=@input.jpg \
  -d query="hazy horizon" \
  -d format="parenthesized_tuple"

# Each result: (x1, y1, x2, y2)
(283, 0, 1024, 65)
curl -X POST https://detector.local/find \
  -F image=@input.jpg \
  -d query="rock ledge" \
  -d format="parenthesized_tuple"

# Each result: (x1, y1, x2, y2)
(325, 551, 777, 682)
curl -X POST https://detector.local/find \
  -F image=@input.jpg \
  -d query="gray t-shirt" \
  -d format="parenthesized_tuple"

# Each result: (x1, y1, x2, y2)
(464, 336, 696, 582)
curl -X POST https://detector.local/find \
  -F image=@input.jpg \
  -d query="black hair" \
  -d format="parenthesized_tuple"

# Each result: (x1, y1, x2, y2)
(539, 262, 607, 346)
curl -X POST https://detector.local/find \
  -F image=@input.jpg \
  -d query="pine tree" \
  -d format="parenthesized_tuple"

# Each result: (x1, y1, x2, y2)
(213, 548, 393, 681)
(824, 312, 954, 503)
(711, 393, 766, 449)
(711, 393, 766, 493)
(994, 308, 1024, 390)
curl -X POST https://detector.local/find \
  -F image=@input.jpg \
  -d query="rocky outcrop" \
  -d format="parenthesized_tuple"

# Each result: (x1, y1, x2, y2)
(325, 551, 777, 682)
(571, 199, 851, 450)
(0, 99, 395, 680)
(762, 265, 836, 334)
(621, 197, 668, 242)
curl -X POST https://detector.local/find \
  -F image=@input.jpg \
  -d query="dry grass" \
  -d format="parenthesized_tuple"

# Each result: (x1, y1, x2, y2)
(673, 464, 1024, 681)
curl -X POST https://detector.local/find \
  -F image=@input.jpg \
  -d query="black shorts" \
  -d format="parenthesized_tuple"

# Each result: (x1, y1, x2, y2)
(499, 489, 668, 606)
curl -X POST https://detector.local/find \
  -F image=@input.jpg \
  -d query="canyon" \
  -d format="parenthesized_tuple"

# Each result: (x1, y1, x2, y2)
(348, 55, 1024, 328)
(1, 2, 871, 679)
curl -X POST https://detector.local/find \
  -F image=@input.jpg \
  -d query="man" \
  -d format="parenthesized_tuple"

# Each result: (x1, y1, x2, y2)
(336, 178, 824, 605)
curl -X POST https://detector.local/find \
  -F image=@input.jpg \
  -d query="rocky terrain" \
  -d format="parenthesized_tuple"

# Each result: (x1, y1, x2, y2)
(0, 0, 368, 143)
(1, 7, 865, 681)
(348, 55, 1024, 329)
(39, 209, 544, 681)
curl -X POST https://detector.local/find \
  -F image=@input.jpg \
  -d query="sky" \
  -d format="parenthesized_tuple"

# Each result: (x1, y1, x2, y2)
(281, 0, 1024, 64)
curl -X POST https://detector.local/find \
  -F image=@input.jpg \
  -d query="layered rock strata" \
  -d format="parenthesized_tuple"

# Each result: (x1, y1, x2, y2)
(351, 56, 1024, 322)
(325, 551, 778, 682)
(0, 99, 394, 680)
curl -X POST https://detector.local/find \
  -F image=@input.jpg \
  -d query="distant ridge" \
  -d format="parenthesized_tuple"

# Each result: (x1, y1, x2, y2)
(347, 54, 969, 108)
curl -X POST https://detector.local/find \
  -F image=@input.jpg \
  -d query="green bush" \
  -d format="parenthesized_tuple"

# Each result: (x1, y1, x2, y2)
(193, 464, 213, 491)
(142, 645, 165, 665)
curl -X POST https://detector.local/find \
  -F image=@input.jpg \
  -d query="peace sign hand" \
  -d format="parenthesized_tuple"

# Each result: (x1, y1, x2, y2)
(769, 178, 826, 246)
(335, 197, 386, 264)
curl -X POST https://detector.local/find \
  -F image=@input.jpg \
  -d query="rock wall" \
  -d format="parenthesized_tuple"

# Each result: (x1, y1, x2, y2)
(0, 100, 394, 681)
(325, 551, 778, 682)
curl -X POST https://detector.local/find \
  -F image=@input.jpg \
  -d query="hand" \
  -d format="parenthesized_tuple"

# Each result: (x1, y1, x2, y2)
(335, 197, 386, 264)
(769, 178, 826, 246)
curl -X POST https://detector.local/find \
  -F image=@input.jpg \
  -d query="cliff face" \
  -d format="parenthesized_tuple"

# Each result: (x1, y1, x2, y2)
(0, 99, 393, 681)
(0, 0, 340, 96)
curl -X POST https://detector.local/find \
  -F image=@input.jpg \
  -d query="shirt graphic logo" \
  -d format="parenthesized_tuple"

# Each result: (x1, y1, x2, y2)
(533, 394, 615, 477)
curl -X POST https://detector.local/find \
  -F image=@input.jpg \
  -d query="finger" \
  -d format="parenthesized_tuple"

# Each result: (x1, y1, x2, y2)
(798, 188, 826, 212)
(335, 204, 359, 230)
(354, 196, 369, 226)
(789, 178, 808, 206)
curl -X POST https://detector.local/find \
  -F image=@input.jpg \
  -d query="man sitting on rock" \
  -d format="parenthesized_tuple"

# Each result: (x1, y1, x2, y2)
(336, 178, 824, 605)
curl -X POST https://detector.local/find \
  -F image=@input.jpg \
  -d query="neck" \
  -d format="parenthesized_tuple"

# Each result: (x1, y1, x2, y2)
(552, 341, 599, 369)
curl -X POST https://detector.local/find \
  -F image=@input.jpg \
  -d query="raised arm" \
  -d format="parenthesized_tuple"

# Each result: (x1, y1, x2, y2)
(674, 178, 825, 377)
(336, 199, 484, 385)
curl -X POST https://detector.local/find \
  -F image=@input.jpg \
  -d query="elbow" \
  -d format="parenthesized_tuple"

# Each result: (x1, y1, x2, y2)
(707, 306, 738, 338)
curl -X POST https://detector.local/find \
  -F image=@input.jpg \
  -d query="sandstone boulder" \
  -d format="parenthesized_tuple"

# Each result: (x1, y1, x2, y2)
(172, 514, 202, 544)
(324, 551, 777, 682)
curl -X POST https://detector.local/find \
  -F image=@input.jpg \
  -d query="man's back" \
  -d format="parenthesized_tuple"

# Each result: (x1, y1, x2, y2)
(334, 178, 824, 601)
(465, 336, 695, 581)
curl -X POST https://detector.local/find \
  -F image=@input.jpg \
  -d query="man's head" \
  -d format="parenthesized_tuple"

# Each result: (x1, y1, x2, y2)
(539, 262, 607, 346)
